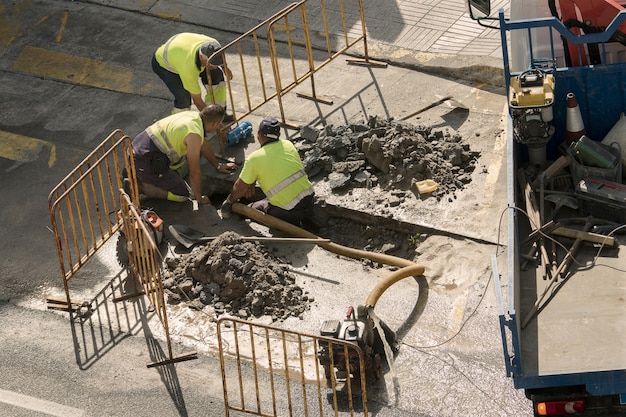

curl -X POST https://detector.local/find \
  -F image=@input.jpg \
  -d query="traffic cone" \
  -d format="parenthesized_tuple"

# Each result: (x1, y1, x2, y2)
(566, 92, 586, 145)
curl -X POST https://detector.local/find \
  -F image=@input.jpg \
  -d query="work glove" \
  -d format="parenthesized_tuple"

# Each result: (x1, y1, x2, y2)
(221, 201, 233, 219)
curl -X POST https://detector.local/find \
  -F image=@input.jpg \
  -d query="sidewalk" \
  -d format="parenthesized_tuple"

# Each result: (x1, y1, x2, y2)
(90, 0, 505, 85)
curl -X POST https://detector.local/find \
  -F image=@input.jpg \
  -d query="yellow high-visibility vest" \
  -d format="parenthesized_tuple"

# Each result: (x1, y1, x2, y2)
(146, 111, 204, 169)
(155, 32, 215, 95)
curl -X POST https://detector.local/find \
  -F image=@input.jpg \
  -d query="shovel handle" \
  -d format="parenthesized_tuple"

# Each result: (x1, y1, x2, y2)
(199, 236, 330, 243)
(400, 96, 453, 121)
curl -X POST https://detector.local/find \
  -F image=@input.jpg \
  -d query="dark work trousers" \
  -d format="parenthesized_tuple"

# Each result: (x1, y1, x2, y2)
(152, 54, 190, 110)
(250, 194, 314, 226)
(133, 131, 189, 197)
(152, 54, 225, 110)
(134, 155, 189, 197)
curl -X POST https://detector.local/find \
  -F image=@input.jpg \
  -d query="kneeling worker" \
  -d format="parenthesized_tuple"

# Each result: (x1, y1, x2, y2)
(221, 117, 314, 226)
(131, 104, 238, 204)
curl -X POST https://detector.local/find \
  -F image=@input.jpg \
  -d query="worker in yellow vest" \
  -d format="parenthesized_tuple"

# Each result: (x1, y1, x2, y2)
(131, 104, 238, 204)
(152, 32, 233, 119)
(221, 117, 314, 225)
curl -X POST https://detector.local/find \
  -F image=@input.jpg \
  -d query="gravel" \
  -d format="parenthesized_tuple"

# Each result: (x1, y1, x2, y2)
(163, 116, 482, 322)
(297, 115, 480, 200)
(162, 232, 312, 321)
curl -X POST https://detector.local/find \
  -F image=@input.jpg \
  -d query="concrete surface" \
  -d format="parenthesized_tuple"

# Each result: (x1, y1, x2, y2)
(0, 1, 531, 416)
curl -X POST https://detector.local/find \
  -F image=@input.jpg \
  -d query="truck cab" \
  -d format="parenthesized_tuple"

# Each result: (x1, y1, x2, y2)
(468, 1, 626, 416)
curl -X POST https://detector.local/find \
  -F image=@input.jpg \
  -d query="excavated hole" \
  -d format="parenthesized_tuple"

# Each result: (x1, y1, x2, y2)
(163, 115, 479, 322)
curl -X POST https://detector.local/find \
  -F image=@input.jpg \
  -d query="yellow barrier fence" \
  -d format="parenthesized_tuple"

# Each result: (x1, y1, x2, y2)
(217, 317, 369, 417)
(207, 0, 386, 136)
(118, 191, 197, 367)
(47, 130, 195, 367)
(47, 129, 137, 296)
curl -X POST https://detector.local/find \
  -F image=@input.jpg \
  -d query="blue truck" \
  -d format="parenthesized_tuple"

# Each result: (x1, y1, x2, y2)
(468, 1, 626, 416)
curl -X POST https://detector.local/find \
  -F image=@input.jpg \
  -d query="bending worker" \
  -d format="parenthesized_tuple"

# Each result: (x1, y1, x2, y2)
(152, 32, 233, 117)
(221, 117, 314, 226)
(132, 104, 238, 204)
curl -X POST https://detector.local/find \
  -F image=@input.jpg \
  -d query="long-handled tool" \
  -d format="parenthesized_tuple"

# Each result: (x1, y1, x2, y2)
(521, 217, 594, 329)
(168, 224, 330, 248)
(400, 96, 467, 121)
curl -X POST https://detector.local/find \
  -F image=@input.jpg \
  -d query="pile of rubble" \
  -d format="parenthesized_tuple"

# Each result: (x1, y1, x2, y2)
(162, 232, 312, 321)
(296, 116, 481, 200)
(159, 117, 482, 321)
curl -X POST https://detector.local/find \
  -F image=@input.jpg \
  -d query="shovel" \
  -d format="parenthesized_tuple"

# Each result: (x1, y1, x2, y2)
(400, 96, 467, 121)
(544, 194, 578, 221)
(168, 224, 330, 248)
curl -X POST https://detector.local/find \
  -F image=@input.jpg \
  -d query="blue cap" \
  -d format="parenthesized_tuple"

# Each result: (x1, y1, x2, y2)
(259, 117, 281, 139)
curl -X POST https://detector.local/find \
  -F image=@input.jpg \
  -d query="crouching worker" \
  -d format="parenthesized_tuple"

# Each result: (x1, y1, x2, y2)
(131, 104, 238, 204)
(221, 117, 314, 226)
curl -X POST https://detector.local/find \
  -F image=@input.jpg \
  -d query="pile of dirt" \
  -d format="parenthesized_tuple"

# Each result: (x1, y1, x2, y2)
(161, 117, 481, 320)
(162, 232, 312, 321)
(296, 115, 481, 200)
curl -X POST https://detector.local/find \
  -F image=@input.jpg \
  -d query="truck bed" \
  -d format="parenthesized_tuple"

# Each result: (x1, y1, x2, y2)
(500, 38, 626, 393)
(517, 215, 626, 378)
(486, 2, 626, 408)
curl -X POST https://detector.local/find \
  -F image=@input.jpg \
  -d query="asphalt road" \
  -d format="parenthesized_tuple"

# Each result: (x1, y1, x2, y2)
(0, 1, 532, 416)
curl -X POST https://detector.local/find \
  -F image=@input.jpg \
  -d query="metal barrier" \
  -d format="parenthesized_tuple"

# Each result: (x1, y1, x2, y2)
(208, 0, 386, 133)
(47, 129, 195, 367)
(217, 317, 369, 416)
(47, 129, 137, 296)
(118, 192, 197, 367)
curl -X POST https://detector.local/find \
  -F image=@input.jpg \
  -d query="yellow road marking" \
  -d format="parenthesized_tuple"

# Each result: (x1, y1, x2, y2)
(273, 23, 297, 32)
(0, 131, 56, 170)
(156, 10, 182, 19)
(56, 10, 68, 42)
(36, 14, 49, 25)
(14, 45, 136, 93)
(14, 45, 162, 96)
(0, 3, 21, 45)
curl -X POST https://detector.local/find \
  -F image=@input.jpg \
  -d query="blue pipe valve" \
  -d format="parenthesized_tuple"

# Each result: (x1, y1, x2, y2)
(226, 121, 253, 146)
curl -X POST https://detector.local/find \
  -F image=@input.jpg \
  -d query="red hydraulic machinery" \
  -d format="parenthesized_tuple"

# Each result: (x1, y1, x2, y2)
(556, 0, 626, 66)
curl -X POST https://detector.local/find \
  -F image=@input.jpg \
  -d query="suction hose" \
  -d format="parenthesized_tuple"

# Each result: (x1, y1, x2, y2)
(232, 203, 425, 298)
(364, 264, 424, 308)
(232, 203, 426, 369)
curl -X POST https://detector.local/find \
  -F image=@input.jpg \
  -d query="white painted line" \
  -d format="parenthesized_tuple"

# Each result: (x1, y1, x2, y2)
(0, 388, 85, 417)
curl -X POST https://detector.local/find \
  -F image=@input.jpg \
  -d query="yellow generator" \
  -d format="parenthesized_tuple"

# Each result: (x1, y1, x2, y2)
(509, 68, 555, 168)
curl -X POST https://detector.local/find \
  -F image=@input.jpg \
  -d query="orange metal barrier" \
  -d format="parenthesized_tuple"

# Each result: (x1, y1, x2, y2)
(207, 0, 386, 133)
(47, 129, 137, 294)
(217, 317, 369, 416)
(47, 130, 195, 367)
(118, 192, 197, 367)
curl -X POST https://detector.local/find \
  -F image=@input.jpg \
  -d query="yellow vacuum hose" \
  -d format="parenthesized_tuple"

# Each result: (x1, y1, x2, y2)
(232, 203, 425, 306)
(364, 264, 424, 308)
